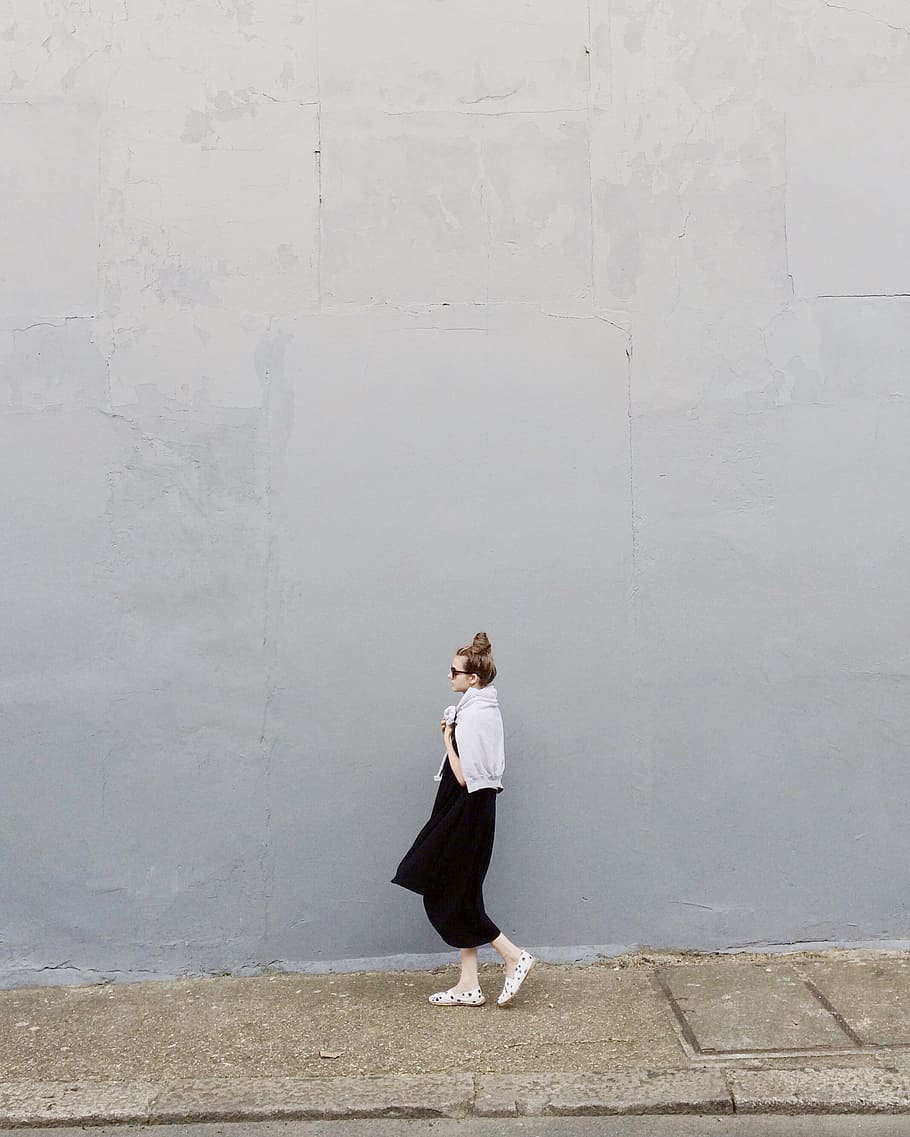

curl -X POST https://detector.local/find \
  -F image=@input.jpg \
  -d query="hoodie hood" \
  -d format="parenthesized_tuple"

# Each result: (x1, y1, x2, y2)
(455, 685, 499, 715)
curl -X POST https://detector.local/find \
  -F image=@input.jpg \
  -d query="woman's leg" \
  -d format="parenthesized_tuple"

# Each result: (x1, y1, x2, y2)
(490, 932, 524, 977)
(456, 947, 480, 990)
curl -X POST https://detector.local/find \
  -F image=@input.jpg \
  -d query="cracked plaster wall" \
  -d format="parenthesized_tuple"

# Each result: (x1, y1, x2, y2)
(1, 0, 909, 986)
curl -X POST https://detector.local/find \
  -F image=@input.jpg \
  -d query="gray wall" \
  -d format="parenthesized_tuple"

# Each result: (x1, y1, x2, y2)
(2, 0, 910, 987)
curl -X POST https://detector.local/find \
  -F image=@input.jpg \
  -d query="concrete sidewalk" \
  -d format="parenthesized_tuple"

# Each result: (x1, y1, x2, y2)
(2, 949, 910, 1124)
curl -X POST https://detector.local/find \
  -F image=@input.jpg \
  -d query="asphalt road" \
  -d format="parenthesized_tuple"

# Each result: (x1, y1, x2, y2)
(5, 1119, 910, 1137)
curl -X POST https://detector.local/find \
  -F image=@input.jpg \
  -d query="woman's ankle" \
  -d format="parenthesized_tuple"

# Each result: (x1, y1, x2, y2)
(490, 935, 522, 962)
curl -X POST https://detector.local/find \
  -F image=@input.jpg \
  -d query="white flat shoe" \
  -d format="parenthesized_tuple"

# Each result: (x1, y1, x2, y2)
(428, 986, 486, 1006)
(497, 951, 536, 1007)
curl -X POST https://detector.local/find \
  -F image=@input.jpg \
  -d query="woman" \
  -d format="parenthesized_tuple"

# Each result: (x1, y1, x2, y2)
(392, 632, 535, 1007)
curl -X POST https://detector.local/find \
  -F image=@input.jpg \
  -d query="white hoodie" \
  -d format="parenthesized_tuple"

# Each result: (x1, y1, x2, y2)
(433, 685, 505, 793)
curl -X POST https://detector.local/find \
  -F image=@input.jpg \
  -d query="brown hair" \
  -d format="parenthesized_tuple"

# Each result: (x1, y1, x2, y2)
(456, 631, 497, 687)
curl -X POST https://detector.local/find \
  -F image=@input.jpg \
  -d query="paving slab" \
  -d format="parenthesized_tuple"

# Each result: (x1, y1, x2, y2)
(728, 1067, 910, 1113)
(149, 1075, 474, 1122)
(474, 1071, 733, 1116)
(798, 957, 910, 1047)
(658, 962, 855, 1054)
(0, 964, 682, 1080)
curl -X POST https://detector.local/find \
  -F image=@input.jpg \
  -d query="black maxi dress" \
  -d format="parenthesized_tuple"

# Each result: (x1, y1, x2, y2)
(392, 745, 501, 949)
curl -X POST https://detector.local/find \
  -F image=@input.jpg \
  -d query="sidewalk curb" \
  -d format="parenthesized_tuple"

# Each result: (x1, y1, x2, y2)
(473, 1071, 732, 1116)
(3, 1068, 910, 1126)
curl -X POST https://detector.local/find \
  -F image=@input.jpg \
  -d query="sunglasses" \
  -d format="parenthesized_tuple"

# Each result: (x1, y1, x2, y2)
(450, 667, 471, 678)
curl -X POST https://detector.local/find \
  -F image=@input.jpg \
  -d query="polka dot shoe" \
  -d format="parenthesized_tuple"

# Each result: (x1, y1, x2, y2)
(497, 951, 536, 1007)
(428, 986, 486, 1006)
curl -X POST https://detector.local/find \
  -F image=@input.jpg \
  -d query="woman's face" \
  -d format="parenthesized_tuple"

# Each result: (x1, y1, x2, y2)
(449, 655, 476, 694)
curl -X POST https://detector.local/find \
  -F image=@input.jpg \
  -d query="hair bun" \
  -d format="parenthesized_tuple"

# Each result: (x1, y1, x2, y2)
(472, 631, 492, 655)
(456, 631, 497, 685)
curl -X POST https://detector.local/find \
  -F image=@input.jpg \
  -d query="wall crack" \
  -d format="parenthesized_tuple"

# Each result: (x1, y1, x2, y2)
(821, 0, 910, 37)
